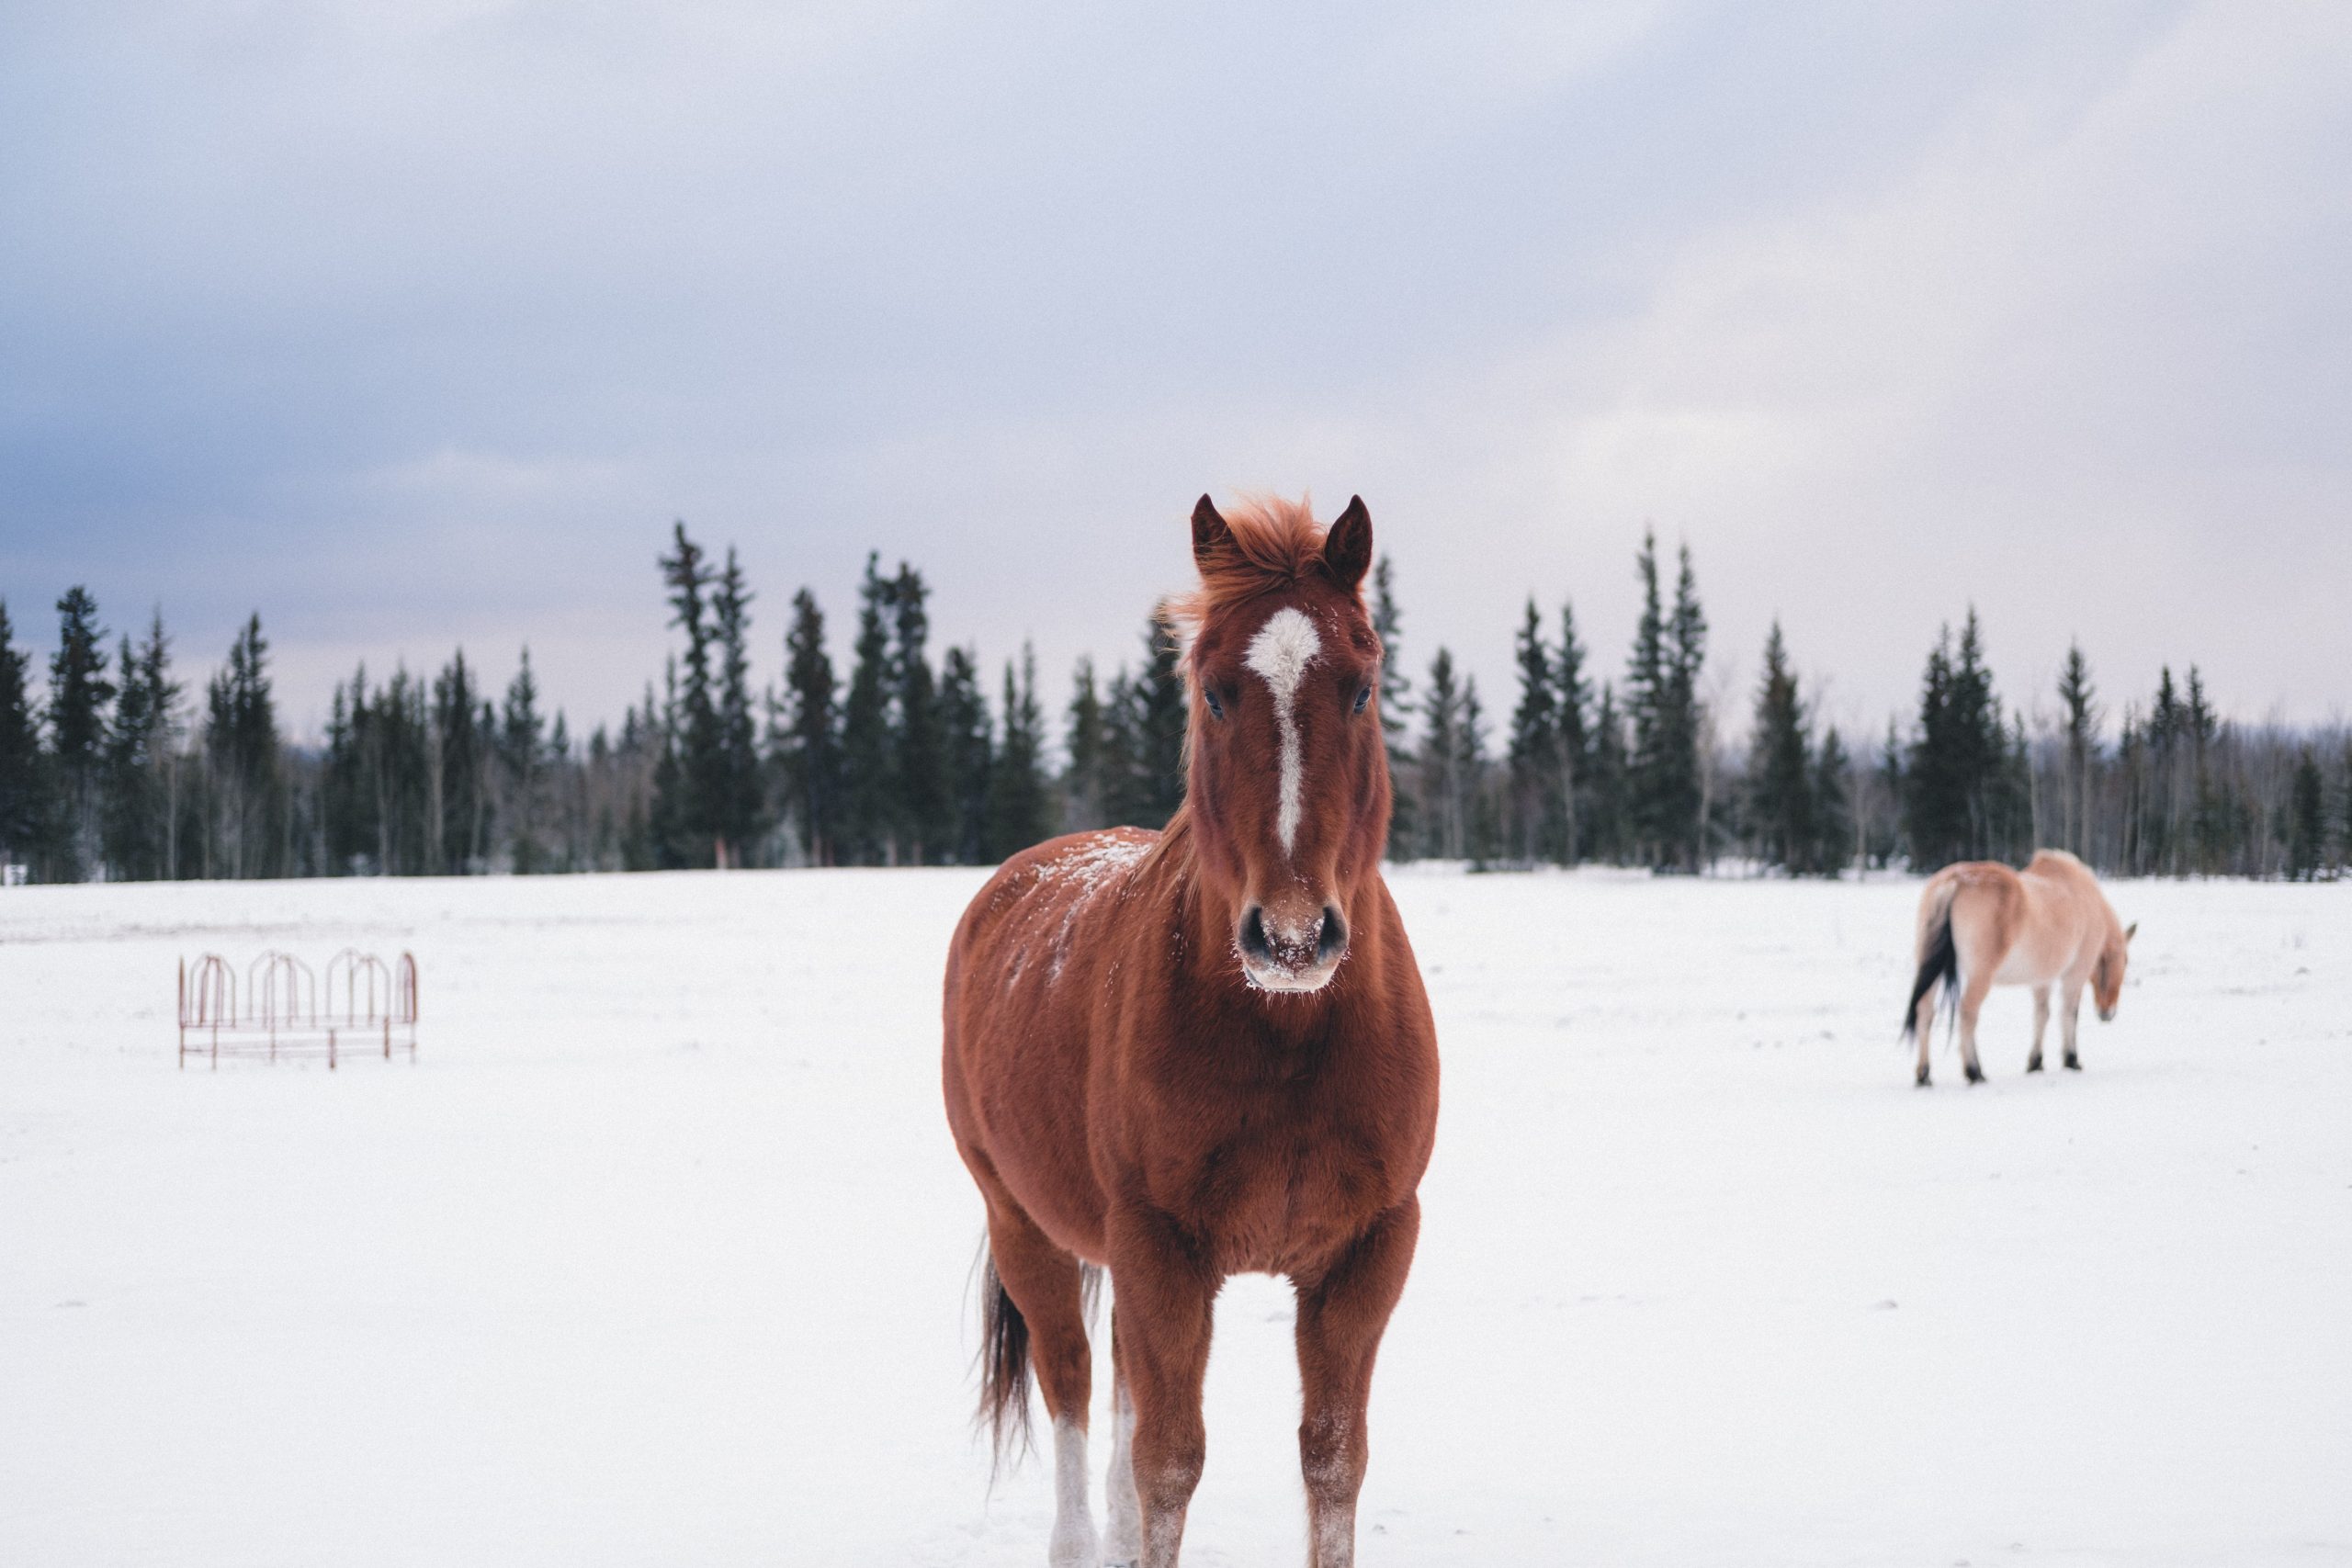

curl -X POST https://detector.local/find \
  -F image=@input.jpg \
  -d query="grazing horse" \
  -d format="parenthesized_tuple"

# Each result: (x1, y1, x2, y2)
(1902, 849, 2135, 1086)
(942, 495, 1440, 1568)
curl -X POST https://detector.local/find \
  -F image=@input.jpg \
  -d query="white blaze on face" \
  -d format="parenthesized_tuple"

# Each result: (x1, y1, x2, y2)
(1244, 606, 1322, 857)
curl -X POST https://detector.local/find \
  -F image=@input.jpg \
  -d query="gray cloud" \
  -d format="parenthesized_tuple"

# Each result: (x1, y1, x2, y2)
(4, 0, 2346, 745)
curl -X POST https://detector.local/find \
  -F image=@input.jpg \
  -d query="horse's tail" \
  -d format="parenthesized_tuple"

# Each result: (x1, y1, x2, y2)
(976, 1251, 1035, 1472)
(1902, 880, 1961, 1039)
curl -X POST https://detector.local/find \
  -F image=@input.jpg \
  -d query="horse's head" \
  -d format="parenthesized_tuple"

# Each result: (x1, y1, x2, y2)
(1175, 494, 1388, 995)
(2093, 919, 2136, 1021)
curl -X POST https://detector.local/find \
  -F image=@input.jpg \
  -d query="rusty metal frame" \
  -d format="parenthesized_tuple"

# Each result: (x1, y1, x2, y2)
(177, 950, 419, 1069)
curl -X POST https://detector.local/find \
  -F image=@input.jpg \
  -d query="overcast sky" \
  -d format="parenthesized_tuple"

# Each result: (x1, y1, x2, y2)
(5, 1, 2347, 749)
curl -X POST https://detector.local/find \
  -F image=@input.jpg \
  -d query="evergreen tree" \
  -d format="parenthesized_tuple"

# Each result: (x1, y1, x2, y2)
(206, 615, 283, 878)
(657, 522, 723, 867)
(1418, 649, 1465, 860)
(46, 586, 114, 877)
(988, 646, 1054, 859)
(939, 645, 992, 863)
(1506, 599, 1559, 864)
(780, 588, 842, 864)
(838, 554, 897, 863)
(1371, 555, 1415, 858)
(1624, 532, 1707, 869)
(1461, 675, 1498, 865)
(1813, 726, 1854, 875)
(2057, 641, 2100, 860)
(1874, 718, 1905, 868)
(891, 563, 951, 863)
(1584, 683, 1630, 863)
(1061, 656, 1110, 833)
(1111, 615, 1186, 829)
(1905, 611, 2008, 871)
(711, 549, 763, 866)
(2284, 748, 2325, 881)
(1555, 600, 1590, 864)
(102, 611, 178, 880)
(501, 649, 548, 873)
(0, 601, 48, 874)
(1747, 621, 1815, 873)
(432, 649, 490, 873)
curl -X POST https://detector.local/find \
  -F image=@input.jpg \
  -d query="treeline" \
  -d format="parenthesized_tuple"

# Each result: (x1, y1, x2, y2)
(5, 524, 2350, 883)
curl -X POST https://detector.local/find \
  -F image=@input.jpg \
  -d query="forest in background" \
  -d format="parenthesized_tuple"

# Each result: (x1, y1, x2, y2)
(4, 523, 2347, 885)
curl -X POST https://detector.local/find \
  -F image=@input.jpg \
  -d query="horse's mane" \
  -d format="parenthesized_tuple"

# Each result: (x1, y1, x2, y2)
(1159, 495, 1355, 670)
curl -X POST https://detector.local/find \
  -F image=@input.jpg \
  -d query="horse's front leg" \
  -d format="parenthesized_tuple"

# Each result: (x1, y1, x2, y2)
(1294, 1200, 1421, 1568)
(2027, 985, 2052, 1072)
(2061, 976, 2086, 1070)
(1107, 1204, 1216, 1568)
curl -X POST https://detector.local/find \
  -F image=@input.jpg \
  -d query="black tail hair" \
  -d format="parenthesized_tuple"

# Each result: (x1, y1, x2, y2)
(1902, 908, 1959, 1038)
(977, 1254, 1034, 1472)
(973, 1251, 1103, 1478)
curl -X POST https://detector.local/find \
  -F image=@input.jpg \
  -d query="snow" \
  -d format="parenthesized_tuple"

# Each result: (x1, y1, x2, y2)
(3, 868, 2347, 1566)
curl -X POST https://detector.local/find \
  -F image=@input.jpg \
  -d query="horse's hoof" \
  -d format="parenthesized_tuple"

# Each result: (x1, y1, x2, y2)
(2026, 1058, 2043, 1073)
(1915, 1070, 1931, 1088)
(2064, 1055, 2082, 1071)
(1963, 1065, 1985, 1084)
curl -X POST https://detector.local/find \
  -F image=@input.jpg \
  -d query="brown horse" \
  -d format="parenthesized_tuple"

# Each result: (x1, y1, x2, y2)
(942, 495, 1440, 1567)
(1902, 849, 2135, 1086)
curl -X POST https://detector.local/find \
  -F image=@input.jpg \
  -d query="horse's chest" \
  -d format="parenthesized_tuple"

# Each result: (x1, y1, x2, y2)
(1148, 1091, 1398, 1276)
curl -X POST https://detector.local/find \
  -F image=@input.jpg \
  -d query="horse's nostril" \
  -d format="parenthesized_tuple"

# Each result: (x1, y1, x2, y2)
(1238, 906, 1273, 964)
(1317, 904, 1348, 964)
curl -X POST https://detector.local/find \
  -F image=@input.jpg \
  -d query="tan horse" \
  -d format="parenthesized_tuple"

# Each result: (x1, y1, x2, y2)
(1902, 849, 2134, 1086)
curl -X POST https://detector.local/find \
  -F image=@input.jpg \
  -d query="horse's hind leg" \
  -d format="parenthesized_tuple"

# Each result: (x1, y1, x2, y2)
(1957, 972, 1993, 1084)
(985, 1199, 1099, 1568)
(1913, 990, 1937, 1087)
(2027, 985, 2052, 1072)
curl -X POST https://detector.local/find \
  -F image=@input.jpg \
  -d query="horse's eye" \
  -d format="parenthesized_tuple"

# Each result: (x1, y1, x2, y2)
(1204, 689, 1227, 721)
(1351, 685, 1372, 715)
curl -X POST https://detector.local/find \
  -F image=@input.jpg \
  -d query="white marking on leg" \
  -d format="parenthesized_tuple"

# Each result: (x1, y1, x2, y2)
(1103, 1380, 1142, 1567)
(1047, 1415, 1098, 1568)
(1244, 606, 1322, 856)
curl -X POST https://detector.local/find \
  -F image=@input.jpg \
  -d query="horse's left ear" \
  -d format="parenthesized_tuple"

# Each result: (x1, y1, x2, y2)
(1323, 495, 1372, 591)
(2124, 921, 2137, 943)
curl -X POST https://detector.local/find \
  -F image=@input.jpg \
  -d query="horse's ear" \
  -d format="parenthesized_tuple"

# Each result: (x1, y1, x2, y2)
(1323, 495, 1372, 591)
(1192, 495, 1231, 570)
(2124, 921, 2137, 943)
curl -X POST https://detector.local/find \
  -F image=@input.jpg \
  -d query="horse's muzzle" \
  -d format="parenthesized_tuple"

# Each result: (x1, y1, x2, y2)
(1237, 902, 1348, 992)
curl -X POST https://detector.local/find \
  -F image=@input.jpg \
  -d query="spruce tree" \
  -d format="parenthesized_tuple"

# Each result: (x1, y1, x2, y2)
(1747, 621, 1815, 873)
(501, 649, 547, 873)
(780, 588, 842, 864)
(0, 601, 47, 874)
(891, 563, 951, 863)
(1585, 683, 1629, 863)
(1506, 598, 1559, 865)
(1813, 726, 1853, 876)
(1114, 615, 1186, 829)
(939, 645, 992, 864)
(432, 649, 489, 873)
(206, 615, 282, 878)
(1418, 649, 1464, 860)
(2287, 748, 2326, 881)
(657, 523, 722, 867)
(1624, 532, 1707, 869)
(711, 549, 763, 866)
(988, 646, 1054, 859)
(838, 554, 897, 863)
(1555, 600, 1589, 864)
(1461, 675, 1498, 865)
(1061, 656, 1109, 834)
(1371, 555, 1415, 858)
(102, 611, 178, 880)
(46, 586, 114, 877)
(2057, 642, 2100, 860)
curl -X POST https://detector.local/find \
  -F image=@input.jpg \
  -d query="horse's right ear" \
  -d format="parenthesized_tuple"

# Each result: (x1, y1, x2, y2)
(2124, 921, 2137, 943)
(1192, 495, 1231, 569)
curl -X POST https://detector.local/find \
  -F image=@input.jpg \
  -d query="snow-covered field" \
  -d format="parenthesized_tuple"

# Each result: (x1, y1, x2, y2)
(2, 867, 2346, 1566)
